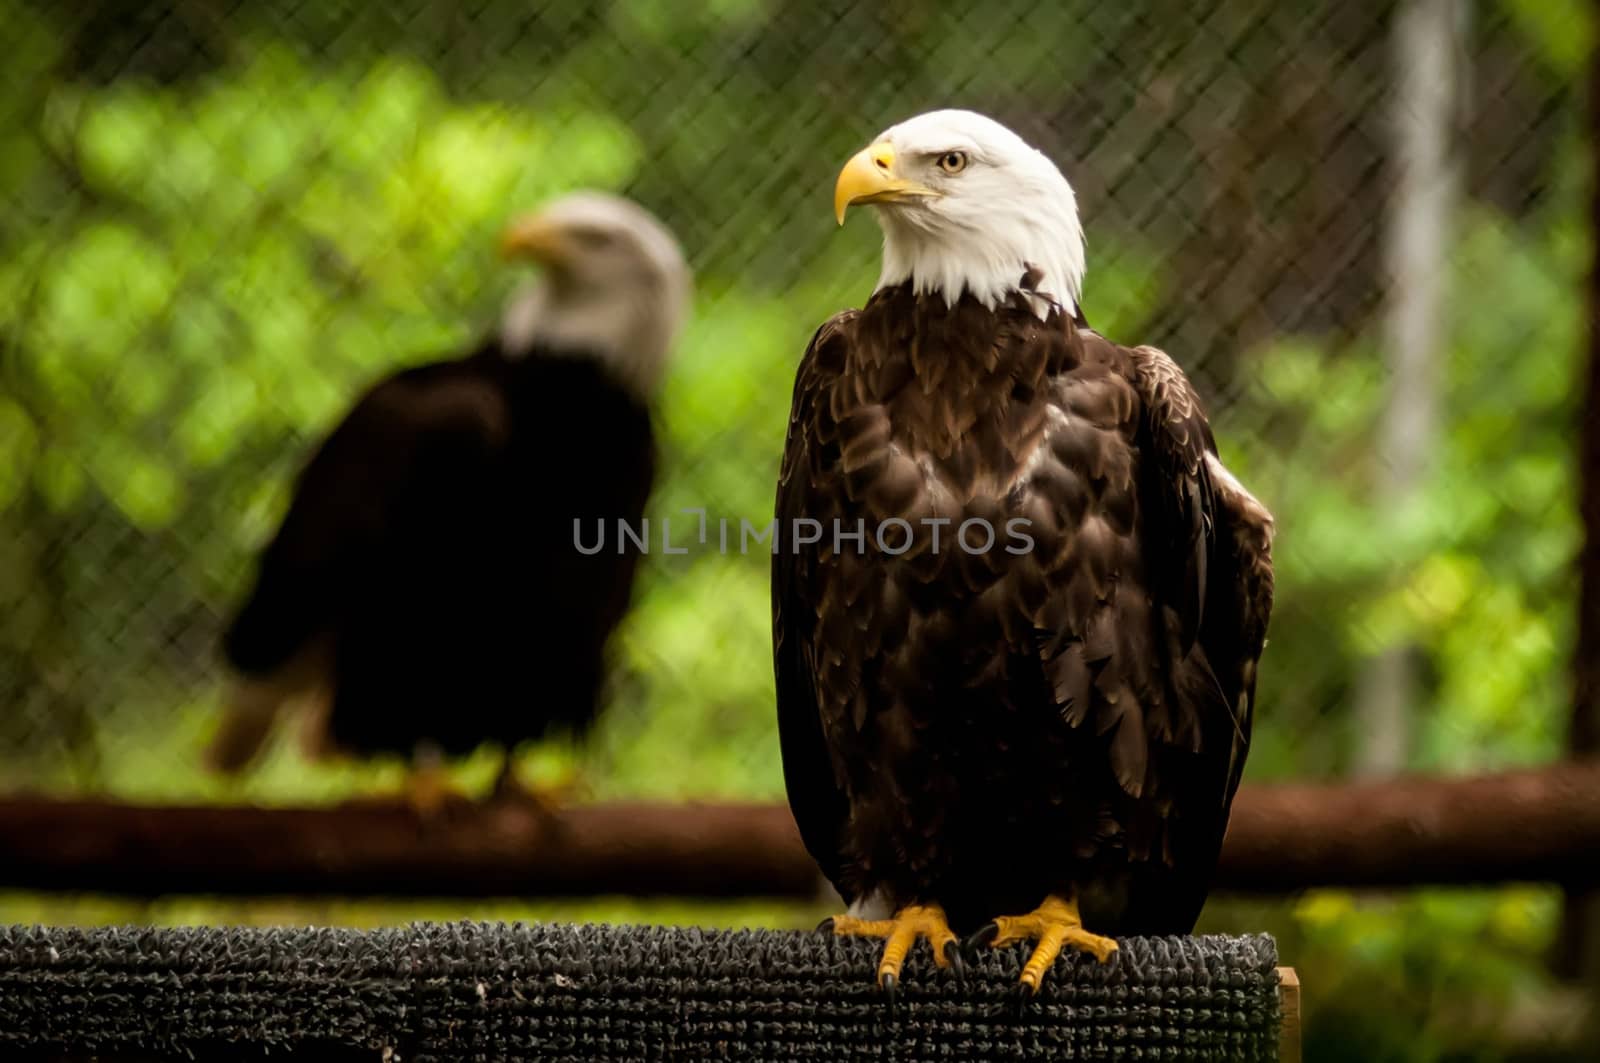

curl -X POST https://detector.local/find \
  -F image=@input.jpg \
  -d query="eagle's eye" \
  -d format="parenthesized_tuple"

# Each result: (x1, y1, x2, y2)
(936, 151, 968, 175)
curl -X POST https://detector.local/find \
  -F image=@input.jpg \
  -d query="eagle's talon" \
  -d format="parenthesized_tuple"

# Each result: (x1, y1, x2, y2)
(976, 893, 1118, 993)
(942, 939, 966, 978)
(1018, 966, 1044, 994)
(815, 917, 836, 935)
(818, 903, 958, 992)
(964, 921, 1000, 952)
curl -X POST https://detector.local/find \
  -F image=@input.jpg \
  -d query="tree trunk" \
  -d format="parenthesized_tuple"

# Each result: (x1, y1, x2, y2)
(1354, 0, 1466, 776)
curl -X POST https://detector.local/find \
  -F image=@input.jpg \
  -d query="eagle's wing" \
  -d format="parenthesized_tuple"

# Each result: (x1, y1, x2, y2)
(1127, 345, 1274, 785)
(772, 313, 857, 898)
(221, 357, 511, 684)
(1125, 343, 1275, 927)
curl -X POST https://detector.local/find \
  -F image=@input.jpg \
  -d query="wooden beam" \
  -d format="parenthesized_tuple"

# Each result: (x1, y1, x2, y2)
(0, 796, 818, 899)
(1217, 760, 1600, 892)
(1276, 967, 1302, 1063)
(0, 761, 1597, 899)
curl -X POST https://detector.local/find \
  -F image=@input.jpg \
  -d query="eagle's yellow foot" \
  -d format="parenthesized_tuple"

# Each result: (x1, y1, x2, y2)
(490, 759, 588, 812)
(966, 893, 1118, 994)
(819, 903, 964, 996)
(402, 762, 470, 822)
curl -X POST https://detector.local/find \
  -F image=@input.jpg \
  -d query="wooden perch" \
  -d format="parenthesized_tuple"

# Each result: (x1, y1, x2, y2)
(0, 761, 1597, 899)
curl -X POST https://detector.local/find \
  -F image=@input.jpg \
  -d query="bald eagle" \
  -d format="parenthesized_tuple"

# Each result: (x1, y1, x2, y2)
(773, 111, 1275, 995)
(208, 192, 691, 810)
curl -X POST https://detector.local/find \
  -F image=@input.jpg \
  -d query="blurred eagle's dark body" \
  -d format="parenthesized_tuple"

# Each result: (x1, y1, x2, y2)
(210, 342, 657, 771)
(773, 280, 1276, 938)
(207, 192, 690, 783)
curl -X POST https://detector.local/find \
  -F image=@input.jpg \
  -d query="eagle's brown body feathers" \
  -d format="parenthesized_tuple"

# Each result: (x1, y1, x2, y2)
(214, 342, 657, 770)
(774, 282, 1273, 936)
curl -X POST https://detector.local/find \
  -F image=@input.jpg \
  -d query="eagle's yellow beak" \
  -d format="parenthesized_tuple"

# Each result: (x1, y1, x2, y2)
(833, 142, 938, 225)
(499, 214, 571, 266)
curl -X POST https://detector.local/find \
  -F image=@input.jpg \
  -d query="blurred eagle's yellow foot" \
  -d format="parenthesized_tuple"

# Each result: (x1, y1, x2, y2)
(402, 763, 470, 822)
(966, 893, 1117, 994)
(819, 903, 964, 994)
(490, 761, 588, 813)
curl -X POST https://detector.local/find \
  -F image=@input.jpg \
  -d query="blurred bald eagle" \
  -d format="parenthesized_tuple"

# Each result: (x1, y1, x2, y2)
(773, 111, 1275, 996)
(209, 192, 691, 809)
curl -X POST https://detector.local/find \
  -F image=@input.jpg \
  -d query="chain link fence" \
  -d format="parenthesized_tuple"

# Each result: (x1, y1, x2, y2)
(0, 0, 1586, 797)
(0, 0, 1593, 1054)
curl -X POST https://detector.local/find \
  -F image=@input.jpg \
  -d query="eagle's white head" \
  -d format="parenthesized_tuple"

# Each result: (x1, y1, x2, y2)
(834, 109, 1085, 319)
(497, 191, 691, 398)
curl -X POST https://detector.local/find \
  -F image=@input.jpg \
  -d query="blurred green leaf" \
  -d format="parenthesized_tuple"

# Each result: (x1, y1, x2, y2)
(90, 445, 184, 530)
(32, 447, 87, 513)
(0, 397, 40, 512)
(1500, 0, 1595, 77)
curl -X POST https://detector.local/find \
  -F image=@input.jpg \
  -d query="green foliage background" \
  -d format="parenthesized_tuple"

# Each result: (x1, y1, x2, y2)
(0, 1, 1594, 1059)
